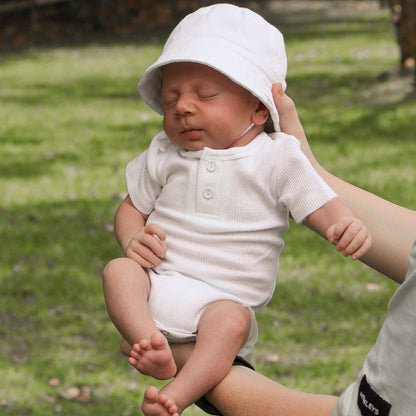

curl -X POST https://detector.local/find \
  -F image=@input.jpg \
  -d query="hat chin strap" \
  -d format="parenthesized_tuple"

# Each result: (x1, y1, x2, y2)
(236, 122, 255, 140)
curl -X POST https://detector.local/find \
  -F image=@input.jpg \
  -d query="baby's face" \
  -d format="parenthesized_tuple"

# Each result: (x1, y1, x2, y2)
(161, 62, 262, 151)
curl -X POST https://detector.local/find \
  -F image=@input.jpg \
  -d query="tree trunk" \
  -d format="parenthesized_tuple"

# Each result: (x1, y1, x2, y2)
(388, 0, 416, 76)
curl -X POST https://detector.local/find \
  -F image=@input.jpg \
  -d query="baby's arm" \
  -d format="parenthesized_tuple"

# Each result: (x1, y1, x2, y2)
(114, 195, 167, 267)
(304, 198, 371, 260)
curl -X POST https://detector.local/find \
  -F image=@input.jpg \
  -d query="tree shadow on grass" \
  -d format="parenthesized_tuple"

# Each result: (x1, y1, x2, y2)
(1, 112, 161, 180)
(0, 196, 121, 360)
(264, 1, 390, 40)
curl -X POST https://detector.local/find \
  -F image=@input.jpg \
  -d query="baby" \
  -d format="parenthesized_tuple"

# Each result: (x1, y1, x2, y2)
(102, 4, 371, 416)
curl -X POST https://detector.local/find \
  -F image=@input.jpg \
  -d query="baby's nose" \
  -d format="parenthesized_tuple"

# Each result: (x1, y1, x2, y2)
(175, 94, 196, 115)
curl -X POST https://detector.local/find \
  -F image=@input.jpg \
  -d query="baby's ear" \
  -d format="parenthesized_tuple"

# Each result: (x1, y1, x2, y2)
(252, 101, 269, 125)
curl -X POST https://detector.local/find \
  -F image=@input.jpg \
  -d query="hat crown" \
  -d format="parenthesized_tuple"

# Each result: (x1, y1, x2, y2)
(164, 4, 286, 86)
(138, 4, 287, 132)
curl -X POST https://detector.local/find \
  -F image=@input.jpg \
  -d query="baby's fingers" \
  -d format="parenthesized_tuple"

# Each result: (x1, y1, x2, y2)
(126, 242, 163, 267)
(124, 224, 167, 267)
(145, 223, 166, 241)
(349, 233, 372, 260)
(326, 217, 355, 245)
(340, 228, 372, 260)
(144, 224, 167, 253)
(327, 218, 371, 260)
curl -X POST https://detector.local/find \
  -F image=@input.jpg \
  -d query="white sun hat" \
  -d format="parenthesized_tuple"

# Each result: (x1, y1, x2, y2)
(138, 3, 287, 132)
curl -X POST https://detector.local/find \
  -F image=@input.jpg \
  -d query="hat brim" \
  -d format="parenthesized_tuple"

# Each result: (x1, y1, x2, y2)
(138, 36, 285, 132)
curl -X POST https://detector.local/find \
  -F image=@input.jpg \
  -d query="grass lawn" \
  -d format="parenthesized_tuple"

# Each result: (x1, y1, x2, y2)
(1, 1, 415, 415)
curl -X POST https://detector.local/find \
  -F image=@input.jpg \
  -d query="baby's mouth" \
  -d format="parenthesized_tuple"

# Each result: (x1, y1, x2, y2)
(181, 128, 202, 138)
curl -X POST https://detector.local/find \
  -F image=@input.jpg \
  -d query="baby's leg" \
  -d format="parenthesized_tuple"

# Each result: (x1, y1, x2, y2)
(102, 257, 176, 380)
(142, 300, 251, 415)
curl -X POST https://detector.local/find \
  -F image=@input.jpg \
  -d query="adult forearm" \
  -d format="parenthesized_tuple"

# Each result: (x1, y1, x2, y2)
(273, 85, 416, 283)
(311, 166, 416, 283)
(302, 136, 415, 283)
(170, 342, 337, 416)
(206, 365, 337, 416)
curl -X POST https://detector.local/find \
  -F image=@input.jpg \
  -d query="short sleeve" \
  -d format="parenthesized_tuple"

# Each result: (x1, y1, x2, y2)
(275, 135, 337, 223)
(125, 132, 171, 215)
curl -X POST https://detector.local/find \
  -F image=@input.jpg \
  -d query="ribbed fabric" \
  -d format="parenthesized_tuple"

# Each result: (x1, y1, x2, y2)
(126, 131, 336, 313)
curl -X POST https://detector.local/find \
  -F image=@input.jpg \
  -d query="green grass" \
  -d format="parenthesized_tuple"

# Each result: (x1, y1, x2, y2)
(1, 2, 415, 415)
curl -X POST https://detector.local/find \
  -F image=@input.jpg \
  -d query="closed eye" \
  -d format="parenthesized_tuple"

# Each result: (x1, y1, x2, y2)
(161, 94, 178, 108)
(197, 90, 218, 100)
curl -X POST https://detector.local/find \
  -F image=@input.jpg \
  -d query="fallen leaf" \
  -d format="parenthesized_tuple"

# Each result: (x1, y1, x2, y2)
(76, 386, 92, 403)
(268, 354, 280, 363)
(365, 282, 381, 292)
(12, 355, 29, 364)
(61, 386, 80, 400)
(60, 385, 92, 403)
(85, 363, 96, 372)
(48, 377, 61, 387)
(76, 393, 90, 403)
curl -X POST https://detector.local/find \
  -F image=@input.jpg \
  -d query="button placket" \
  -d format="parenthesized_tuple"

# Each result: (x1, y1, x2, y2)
(206, 160, 217, 172)
(196, 156, 222, 216)
(202, 187, 214, 199)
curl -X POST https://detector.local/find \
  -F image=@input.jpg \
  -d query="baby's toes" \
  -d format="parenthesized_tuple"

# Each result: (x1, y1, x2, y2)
(158, 394, 178, 416)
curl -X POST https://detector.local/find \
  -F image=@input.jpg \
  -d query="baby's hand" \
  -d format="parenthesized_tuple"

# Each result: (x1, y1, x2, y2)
(124, 223, 167, 267)
(327, 216, 371, 260)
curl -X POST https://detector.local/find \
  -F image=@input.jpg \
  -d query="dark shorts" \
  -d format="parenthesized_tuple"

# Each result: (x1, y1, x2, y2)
(194, 356, 255, 415)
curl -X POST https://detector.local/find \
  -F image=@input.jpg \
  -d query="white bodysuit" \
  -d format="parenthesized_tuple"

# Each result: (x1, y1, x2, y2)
(126, 131, 336, 355)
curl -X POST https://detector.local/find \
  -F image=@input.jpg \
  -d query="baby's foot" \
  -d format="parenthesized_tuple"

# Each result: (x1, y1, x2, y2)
(141, 386, 179, 416)
(128, 332, 176, 380)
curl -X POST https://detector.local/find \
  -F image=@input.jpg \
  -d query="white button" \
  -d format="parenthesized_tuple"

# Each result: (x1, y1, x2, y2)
(206, 160, 217, 172)
(202, 187, 214, 199)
